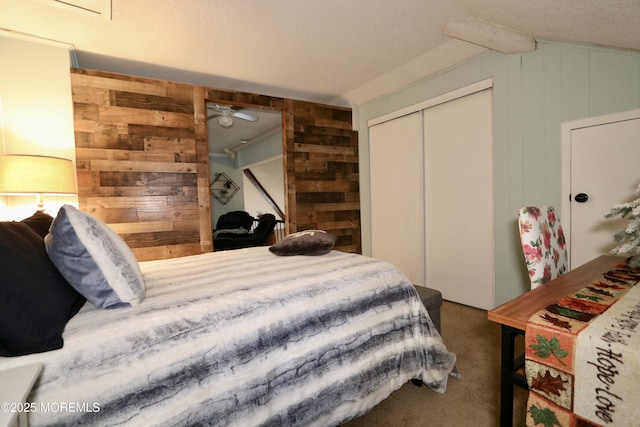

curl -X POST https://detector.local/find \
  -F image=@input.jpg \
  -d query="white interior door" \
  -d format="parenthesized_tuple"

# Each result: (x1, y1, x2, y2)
(370, 112, 425, 285)
(563, 112, 640, 268)
(424, 89, 494, 310)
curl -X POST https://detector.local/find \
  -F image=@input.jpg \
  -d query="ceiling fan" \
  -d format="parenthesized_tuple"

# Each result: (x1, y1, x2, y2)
(206, 104, 259, 128)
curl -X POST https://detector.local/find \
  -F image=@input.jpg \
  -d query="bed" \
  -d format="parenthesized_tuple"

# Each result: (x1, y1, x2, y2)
(0, 206, 458, 426)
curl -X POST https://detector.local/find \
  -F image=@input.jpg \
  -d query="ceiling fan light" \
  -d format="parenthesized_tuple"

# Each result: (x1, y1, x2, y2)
(219, 113, 233, 128)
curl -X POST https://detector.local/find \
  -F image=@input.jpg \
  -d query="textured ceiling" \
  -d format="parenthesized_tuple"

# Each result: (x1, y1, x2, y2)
(1, 0, 639, 106)
(453, 0, 640, 52)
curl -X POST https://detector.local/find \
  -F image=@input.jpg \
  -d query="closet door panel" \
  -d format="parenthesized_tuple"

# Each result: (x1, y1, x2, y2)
(424, 89, 494, 309)
(370, 112, 425, 285)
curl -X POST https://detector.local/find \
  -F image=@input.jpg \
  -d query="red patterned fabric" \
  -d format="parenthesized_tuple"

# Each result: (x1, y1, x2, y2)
(518, 206, 568, 289)
(524, 261, 640, 426)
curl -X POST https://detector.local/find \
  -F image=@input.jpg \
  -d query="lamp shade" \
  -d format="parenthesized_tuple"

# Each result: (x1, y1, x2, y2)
(0, 154, 77, 195)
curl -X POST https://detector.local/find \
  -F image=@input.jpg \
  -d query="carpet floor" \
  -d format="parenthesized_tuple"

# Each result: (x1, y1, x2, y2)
(343, 300, 529, 427)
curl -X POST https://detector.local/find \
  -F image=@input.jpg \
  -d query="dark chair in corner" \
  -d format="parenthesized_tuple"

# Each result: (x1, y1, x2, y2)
(215, 211, 254, 233)
(214, 213, 277, 251)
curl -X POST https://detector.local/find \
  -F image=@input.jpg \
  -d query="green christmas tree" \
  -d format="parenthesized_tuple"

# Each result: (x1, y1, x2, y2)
(605, 181, 640, 268)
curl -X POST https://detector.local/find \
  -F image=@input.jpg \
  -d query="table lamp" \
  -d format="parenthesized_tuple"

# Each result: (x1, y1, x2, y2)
(0, 154, 77, 211)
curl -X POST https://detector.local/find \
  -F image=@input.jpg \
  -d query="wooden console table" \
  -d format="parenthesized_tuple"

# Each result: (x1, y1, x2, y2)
(488, 255, 624, 427)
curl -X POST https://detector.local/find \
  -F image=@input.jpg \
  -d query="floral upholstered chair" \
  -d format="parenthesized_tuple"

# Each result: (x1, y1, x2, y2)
(517, 206, 569, 289)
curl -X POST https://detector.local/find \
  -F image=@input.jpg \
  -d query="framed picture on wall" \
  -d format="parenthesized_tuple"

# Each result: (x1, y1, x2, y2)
(209, 172, 239, 205)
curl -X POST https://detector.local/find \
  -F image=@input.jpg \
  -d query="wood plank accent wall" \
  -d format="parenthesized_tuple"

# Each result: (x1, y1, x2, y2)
(70, 68, 360, 260)
(70, 69, 208, 261)
(286, 100, 361, 253)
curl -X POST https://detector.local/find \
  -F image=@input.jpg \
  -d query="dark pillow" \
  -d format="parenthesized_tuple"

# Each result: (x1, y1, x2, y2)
(20, 210, 54, 238)
(0, 221, 86, 356)
(269, 230, 337, 256)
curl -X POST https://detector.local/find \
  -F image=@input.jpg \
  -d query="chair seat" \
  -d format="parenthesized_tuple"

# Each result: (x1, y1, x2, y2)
(214, 214, 277, 251)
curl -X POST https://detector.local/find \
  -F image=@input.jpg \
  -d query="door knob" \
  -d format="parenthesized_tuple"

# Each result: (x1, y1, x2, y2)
(574, 193, 589, 203)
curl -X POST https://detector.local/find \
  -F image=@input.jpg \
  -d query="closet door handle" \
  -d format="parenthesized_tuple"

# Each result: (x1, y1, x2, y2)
(574, 193, 589, 203)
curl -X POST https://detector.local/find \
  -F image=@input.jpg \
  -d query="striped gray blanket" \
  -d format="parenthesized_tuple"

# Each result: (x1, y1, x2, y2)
(0, 248, 457, 426)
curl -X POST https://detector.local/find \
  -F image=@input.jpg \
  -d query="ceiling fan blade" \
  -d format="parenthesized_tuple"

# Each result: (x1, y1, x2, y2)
(205, 103, 229, 115)
(231, 111, 259, 122)
(205, 104, 258, 122)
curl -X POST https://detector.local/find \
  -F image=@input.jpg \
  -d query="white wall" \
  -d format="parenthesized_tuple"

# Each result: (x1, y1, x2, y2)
(242, 156, 285, 220)
(0, 33, 78, 219)
(358, 41, 640, 306)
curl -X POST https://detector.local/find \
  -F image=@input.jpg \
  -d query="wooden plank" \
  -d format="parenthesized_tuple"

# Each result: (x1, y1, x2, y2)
(133, 243, 203, 262)
(143, 137, 196, 153)
(294, 143, 355, 155)
(294, 159, 328, 172)
(71, 71, 169, 97)
(296, 192, 344, 204)
(121, 230, 200, 248)
(336, 244, 358, 253)
(112, 90, 193, 114)
(72, 85, 110, 106)
(205, 87, 285, 110)
(309, 202, 360, 212)
(129, 124, 195, 138)
(72, 102, 101, 120)
(298, 220, 360, 231)
(302, 152, 360, 162)
(77, 147, 193, 163)
(89, 159, 197, 173)
(73, 119, 129, 136)
(137, 205, 200, 221)
(84, 196, 167, 209)
(296, 180, 353, 193)
(81, 207, 139, 223)
(79, 185, 195, 198)
(74, 132, 143, 151)
(98, 171, 197, 187)
(108, 220, 175, 234)
(97, 105, 194, 128)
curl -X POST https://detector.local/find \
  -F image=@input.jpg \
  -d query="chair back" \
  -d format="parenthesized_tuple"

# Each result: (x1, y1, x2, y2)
(518, 206, 568, 289)
(253, 214, 277, 244)
(216, 211, 254, 231)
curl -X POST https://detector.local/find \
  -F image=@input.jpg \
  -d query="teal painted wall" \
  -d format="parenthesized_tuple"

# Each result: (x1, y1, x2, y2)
(358, 41, 640, 307)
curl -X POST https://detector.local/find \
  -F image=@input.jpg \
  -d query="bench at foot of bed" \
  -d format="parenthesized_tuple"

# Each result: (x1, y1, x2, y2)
(414, 286, 442, 334)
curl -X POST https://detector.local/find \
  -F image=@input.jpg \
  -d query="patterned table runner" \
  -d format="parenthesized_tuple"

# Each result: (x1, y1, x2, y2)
(525, 261, 640, 427)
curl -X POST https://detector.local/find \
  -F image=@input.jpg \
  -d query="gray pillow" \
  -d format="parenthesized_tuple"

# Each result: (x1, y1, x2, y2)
(269, 230, 337, 256)
(45, 205, 145, 309)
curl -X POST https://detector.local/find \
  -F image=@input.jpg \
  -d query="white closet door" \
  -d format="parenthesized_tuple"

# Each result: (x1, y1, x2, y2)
(424, 89, 494, 309)
(370, 112, 425, 285)
(565, 115, 640, 268)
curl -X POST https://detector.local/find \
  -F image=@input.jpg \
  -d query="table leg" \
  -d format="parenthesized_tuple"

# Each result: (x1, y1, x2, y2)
(499, 325, 527, 427)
